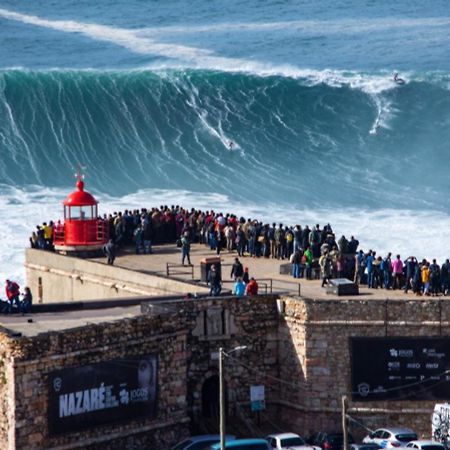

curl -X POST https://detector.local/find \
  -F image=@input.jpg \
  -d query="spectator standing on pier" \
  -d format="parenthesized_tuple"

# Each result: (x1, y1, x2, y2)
(225, 224, 235, 253)
(354, 250, 365, 285)
(243, 267, 250, 284)
(181, 232, 191, 265)
(142, 215, 153, 254)
(291, 248, 302, 279)
(348, 236, 359, 254)
(382, 253, 392, 289)
(319, 251, 333, 287)
(404, 256, 417, 293)
(413, 262, 423, 295)
(246, 277, 259, 295)
(441, 259, 450, 295)
(429, 259, 441, 297)
(231, 257, 244, 280)
(235, 226, 245, 257)
(209, 264, 222, 296)
(234, 278, 246, 297)
(103, 239, 117, 265)
(304, 246, 313, 280)
(268, 223, 276, 258)
(134, 225, 143, 254)
(392, 254, 404, 290)
(275, 224, 285, 260)
(422, 261, 430, 295)
(366, 250, 375, 288)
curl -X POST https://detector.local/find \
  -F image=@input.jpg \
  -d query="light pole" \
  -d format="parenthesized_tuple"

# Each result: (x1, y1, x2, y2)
(219, 345, 248, 450)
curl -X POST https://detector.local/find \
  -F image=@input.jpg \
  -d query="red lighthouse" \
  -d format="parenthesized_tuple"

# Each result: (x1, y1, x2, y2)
(53, 172, 108, 255)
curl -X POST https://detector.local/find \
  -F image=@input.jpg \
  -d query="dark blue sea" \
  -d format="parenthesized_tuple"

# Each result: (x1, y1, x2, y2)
(1, 0, 450, 282)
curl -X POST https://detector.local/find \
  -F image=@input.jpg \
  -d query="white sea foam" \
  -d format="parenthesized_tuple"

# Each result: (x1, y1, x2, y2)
(140, 17, 450, 36)
(0, 7, 404, 96)
(2, 185, 450, 289)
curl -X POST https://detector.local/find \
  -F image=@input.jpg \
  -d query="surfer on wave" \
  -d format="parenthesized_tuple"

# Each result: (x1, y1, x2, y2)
(228, 140, 234, 151)
(393, 72, 405, 85)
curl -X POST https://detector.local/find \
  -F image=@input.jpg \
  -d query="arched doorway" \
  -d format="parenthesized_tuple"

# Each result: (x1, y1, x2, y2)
(202, 375, 220, 418)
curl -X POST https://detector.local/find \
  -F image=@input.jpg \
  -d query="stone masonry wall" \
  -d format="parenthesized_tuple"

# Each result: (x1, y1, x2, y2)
(278, 296, 450, 439)
(179, 295, 280, 423)
(0, 314, 190, 450)
(2, 293, 447, 448)
(0, 294, 281, 450)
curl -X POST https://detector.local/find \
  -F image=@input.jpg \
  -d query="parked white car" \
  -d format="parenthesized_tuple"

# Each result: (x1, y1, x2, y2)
(363, 428, 417, 448)
(403, 440, 445, 450)
(266, 433, 321, 450)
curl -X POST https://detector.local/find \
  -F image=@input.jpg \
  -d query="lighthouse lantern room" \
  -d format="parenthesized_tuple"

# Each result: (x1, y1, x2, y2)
(53, 171, 108, 255)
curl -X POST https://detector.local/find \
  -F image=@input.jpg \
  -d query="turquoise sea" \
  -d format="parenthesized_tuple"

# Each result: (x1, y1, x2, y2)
(1, 0, 450, 283)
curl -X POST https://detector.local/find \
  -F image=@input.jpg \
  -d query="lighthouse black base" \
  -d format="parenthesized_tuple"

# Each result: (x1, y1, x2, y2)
(54, 244, 105, 258)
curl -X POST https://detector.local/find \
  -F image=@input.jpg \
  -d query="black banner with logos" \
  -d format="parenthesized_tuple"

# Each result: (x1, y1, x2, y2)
(48, 355, 158, 435)
(351, 337, 450, 401)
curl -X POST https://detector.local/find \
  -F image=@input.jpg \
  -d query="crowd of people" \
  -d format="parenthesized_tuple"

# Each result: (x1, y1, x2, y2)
(30, 204, 450, 297)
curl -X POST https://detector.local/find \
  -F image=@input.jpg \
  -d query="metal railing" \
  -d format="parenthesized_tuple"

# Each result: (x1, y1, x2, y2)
(221, 277, 301, 296)
(53, 220, 108, 245)
(166, 262, 195, 279)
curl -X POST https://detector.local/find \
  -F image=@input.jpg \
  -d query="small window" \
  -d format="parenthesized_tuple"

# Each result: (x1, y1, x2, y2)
(69, 206, 93, 220)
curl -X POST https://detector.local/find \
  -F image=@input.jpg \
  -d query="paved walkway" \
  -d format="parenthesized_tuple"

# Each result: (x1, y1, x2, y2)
(93, 243, 425, 301)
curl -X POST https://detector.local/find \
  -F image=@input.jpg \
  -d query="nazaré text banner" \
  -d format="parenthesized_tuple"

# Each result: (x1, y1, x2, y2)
(48, 355, 158, 434)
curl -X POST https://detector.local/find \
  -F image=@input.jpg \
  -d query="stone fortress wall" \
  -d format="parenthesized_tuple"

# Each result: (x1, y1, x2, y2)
(278, 297, 450, 438)
(2, 248, 449, 449)
(0, 296, 279, 450)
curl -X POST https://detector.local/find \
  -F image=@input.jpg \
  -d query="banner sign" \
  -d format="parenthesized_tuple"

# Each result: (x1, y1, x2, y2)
(250, 385, 265, 411)
(48, 355, 158, 434)
(351, 337, 450, 401)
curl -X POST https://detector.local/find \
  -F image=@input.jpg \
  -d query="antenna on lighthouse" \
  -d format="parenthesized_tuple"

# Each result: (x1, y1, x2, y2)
(74, 164, 86, 181)
(74, 164, 86, 190)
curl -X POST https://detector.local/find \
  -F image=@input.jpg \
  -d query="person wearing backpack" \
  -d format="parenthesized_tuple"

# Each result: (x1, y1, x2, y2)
(285, 227, 294, 259)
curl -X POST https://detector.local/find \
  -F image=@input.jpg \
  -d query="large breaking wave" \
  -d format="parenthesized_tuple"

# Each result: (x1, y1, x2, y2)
(1, 68, 449, 209)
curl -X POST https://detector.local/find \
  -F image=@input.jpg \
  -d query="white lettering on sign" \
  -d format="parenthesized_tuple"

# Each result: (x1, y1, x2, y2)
(426, 363, 439, 369)
(59, 383, 120, 418)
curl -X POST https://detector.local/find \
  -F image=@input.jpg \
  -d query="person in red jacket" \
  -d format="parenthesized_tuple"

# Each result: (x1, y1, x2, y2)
(5, 279, 20, 312)
(245, 277, 259, 296)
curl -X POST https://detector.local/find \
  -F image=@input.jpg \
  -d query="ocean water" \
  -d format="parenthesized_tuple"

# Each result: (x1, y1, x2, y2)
(1, 0, 450, 285)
